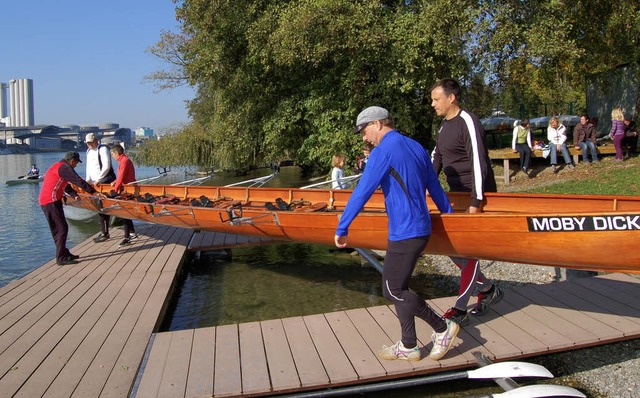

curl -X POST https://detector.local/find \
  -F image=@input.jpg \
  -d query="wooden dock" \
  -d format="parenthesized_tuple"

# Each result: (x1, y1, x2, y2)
(133, 273, 640, 397)
(1, 225, 639, 397)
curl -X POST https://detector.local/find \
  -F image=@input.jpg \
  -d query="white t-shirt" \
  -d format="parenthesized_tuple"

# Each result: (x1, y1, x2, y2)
(331, 167, 346, 189)
(86, 144, 112, 183)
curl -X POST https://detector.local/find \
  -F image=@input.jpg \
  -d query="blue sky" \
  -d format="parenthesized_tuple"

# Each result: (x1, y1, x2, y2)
(1, 0, 194, 131)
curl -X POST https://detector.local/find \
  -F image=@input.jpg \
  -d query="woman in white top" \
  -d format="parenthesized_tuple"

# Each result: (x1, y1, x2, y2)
(547, 116, 574, 173)
(511, 119, 533, 176)
(331, 153, 346, 189)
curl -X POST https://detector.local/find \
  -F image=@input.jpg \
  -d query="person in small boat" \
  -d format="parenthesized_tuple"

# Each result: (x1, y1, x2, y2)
(85, 132, 116, 243)
(547, 115, 574, 172)
(330, 153, 347, 189)
(27, 164, 40, 178)
(335, 106, 458, 362)
(38, 152, 98, 265)
(110, 144, 138, 246)
(430, 77, 503, 328)
(511, 119, 533, 176)
(573, 114, 599, 164)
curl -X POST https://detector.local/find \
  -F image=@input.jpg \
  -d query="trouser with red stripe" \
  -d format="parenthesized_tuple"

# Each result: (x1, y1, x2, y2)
(449, 257, 492, 310)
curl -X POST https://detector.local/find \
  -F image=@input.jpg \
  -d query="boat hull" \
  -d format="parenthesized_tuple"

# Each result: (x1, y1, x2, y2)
(6, 177, 43, 185)
(73, 185, 640, 274)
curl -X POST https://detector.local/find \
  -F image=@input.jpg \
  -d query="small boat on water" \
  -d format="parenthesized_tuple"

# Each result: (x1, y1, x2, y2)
(69, 183, 640, 274)
(6, 175, 44, 185)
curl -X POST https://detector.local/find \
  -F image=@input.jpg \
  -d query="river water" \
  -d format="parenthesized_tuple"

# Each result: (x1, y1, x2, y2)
(0, 152, 506, 397)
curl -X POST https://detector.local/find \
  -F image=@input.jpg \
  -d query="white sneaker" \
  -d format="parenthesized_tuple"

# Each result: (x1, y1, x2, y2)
(429, 319, 460, 360)
(129, 233, 139, 240)
(378, 340, 421, 361)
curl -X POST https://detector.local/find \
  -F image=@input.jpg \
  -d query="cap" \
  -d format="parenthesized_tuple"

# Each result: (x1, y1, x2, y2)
(85, 132, 97, 143)
(354, 106, 390, 133)
(64, 151, 82, 163)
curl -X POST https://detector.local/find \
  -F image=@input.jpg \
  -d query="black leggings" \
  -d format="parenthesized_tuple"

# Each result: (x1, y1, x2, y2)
(383, 236, 446, 348)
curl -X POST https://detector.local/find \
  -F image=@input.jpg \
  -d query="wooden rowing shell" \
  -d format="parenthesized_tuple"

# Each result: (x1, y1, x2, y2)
(70, 184, 640, 274)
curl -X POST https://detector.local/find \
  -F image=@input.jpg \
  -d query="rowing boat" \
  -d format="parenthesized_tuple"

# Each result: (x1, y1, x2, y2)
(69, 184, 640, 273)
(6, 175, 43, 185)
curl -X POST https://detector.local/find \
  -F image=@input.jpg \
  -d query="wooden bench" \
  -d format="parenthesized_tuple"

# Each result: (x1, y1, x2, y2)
(489, 144, 619, 184)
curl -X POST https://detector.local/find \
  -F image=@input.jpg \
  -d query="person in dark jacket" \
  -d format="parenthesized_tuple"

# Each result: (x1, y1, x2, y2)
(573, 114, 599, 163)
(39, 152, 98, 265)
(623, 113, 638, 156)
(430, 78, 503, 327)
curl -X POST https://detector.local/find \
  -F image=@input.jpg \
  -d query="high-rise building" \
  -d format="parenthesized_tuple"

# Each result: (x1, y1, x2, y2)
(0, 78, 35, 127)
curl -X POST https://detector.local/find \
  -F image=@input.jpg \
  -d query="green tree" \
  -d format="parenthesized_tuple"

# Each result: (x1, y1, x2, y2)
(141, 0, 639, 172)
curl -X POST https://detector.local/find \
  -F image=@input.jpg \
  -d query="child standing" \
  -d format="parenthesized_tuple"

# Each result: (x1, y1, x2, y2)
(609, 107, 626, 161)
(331, 153, 346, 189)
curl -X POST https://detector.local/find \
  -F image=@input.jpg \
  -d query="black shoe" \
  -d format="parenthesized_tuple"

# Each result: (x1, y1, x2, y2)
(58, 256, 79, 266)
(119, 238, 131, 247)
(68, 253, 80, 260)
(470, 285, 504, 316)
(93, 233, 110, 243)
(443, 307, 469, 327)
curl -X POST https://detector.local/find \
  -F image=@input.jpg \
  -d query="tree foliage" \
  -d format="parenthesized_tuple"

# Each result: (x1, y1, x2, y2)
(140, 0, 640, 173)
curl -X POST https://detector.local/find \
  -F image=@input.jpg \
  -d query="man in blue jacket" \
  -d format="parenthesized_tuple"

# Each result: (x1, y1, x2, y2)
(335, 106, 458, 361)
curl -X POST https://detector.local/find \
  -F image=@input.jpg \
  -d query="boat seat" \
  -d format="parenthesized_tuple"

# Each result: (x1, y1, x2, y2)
(293, 202, 328, 212)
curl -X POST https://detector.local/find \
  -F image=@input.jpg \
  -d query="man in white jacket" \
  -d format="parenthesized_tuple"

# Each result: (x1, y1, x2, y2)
(85, 132, 115, 242)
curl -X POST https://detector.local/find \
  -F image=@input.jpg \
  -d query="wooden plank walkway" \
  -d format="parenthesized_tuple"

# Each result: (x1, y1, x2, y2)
(188, 231, 274, 252)
(0, 224, 193, 398)
(134, 273, 640, 398)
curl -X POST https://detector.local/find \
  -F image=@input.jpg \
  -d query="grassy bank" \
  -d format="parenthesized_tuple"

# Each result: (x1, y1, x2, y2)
(494, 154, 640, 195)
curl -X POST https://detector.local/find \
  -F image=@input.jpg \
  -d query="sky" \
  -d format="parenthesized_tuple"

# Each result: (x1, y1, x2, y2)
(1, 0, 195, 131)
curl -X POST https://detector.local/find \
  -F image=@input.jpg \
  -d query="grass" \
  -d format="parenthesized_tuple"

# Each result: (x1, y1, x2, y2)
(494, 154, 640, 196)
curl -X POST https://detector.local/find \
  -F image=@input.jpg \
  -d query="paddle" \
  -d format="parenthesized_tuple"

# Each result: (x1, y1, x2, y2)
(281, 362, 553, 397)
(477, 384, 586, 398)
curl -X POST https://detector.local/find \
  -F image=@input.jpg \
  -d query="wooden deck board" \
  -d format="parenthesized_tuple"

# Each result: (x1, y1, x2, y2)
(280, 316, 329, 388)
(185, 327, 215, 398)
(212, 324, 242, 397)
(260, 319, 300, 392)
(302, 313, 357, 384)
(324, 310, 387, 380)
(239, 322, 271, 395)
(156, 329, 193, 398)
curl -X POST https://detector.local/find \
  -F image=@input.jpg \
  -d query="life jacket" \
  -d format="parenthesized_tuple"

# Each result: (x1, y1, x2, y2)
(39, 161, 68, 205)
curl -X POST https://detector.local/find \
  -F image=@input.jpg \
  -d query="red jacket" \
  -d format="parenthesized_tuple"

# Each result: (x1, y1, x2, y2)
(39, 161, 96, 205)
(113, 154, 136, 192)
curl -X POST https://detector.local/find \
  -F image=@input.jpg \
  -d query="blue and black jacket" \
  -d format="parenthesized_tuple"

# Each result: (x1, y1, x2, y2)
(335, 130, 452, 241)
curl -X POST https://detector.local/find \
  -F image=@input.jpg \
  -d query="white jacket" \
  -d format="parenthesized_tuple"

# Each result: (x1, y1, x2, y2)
(86, 144, 112, 183)
(547, 124, 567, 145)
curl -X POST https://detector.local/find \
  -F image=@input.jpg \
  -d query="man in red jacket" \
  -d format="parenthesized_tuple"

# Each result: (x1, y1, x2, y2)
(39, 152, 98, 265)
(110, 144, 138, 246)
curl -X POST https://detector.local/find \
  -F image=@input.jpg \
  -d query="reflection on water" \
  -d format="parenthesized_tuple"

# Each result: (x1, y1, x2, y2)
(163, 243, 389, 331)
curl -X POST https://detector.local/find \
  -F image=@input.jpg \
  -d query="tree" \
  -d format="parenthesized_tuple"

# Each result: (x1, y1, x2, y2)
(142, 0, 640, 173)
